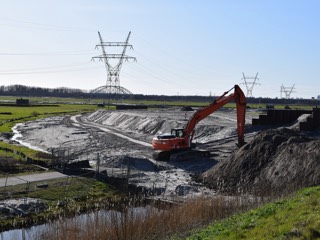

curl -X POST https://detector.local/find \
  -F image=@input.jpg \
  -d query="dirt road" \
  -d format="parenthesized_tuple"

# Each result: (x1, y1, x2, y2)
(0, 172, 67, 187)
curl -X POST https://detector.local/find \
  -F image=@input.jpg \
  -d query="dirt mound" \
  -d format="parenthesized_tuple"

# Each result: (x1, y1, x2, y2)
(201, 128, 320, 194)
(86, 110, 233, 144)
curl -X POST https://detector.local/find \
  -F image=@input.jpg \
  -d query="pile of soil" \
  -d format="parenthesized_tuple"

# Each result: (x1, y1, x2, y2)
(201, 128, 320, 195)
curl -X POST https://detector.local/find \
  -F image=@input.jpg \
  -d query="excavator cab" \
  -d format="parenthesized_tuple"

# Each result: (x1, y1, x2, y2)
(171, 128, 184, 138)
(156, 128, 184, 140)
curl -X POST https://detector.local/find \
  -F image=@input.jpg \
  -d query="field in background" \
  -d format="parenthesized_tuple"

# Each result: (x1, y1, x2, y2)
(0, 104, 98, 131)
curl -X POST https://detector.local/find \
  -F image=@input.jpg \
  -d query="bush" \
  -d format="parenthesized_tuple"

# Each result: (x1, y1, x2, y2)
(0, 157, 18, 173)
(31, 111, 39, 117)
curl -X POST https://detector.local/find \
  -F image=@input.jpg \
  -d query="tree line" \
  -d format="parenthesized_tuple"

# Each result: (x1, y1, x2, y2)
(0, 84, 319, 106)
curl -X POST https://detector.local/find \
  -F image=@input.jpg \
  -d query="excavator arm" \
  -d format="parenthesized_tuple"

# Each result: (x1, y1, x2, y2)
(183, 85, 246, 146)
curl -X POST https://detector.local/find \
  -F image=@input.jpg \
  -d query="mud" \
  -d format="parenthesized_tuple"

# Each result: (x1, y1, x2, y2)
(11, 108, 257, 199)
(10, 108, 320, 198)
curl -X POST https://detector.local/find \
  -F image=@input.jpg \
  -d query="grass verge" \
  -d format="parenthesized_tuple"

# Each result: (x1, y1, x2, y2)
(186, 185, 320, 240)
(0, 177, 120, 232)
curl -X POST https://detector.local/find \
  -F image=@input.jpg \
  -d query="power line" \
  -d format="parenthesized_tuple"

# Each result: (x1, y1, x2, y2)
(134, 62, 190, 90)
(0, 62, 94, 72)
(0, 50, 96, 56)
(0, 17, 96, 32)
(0, 65, 100, 75)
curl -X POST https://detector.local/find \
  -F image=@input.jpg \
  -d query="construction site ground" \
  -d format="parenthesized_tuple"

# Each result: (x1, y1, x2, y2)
(11, 107, 320, 199)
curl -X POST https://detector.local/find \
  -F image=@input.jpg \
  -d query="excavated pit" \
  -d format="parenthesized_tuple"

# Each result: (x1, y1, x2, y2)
(10, 108, 320, 198)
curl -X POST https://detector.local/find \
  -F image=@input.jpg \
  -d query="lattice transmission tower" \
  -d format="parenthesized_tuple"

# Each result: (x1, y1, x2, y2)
(280, 84, 295, 99)
(91, 31, 136, 94)
(241, 72, 260, 97)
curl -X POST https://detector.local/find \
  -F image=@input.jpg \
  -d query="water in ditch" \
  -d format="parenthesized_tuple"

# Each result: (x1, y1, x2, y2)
(1, 206, 152, 240)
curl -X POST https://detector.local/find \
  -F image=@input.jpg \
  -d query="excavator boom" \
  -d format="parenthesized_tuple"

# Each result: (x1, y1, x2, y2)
(184, 85, 246, 146)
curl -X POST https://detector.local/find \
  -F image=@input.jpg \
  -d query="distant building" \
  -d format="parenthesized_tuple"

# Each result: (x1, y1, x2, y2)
(318, 95, 320, 100)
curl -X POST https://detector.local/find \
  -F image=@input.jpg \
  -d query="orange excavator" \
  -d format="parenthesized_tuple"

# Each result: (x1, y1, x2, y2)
(152, 85, 246, 161)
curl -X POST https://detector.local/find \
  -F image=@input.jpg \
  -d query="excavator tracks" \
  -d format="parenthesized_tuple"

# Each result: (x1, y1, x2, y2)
(153, 149, 211, 161)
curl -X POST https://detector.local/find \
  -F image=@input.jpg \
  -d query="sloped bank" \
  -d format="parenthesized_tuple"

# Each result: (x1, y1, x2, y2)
(201, 128, 320, 195)
(85, 109, 239, 144)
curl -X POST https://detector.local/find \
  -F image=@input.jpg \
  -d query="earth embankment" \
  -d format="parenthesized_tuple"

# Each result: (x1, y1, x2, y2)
(201, 128, 320, 195)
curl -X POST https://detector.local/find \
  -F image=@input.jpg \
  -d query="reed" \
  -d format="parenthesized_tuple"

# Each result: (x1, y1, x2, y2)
(37, 194, 269, 240)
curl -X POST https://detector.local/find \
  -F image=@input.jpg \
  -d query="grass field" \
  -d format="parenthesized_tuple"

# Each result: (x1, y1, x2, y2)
(0, 176, 117, 202)
(185, 186, 320, 240)
(0, 103, 98, 132)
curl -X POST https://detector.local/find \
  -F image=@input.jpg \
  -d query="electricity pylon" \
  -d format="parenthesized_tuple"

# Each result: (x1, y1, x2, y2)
(280, 84, 295, 99)
(241, 72, 260, 97)
(91, 31, 136, 94)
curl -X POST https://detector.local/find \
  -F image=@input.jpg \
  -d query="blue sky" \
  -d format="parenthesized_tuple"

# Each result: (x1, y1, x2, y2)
(0, 1, 319, 98)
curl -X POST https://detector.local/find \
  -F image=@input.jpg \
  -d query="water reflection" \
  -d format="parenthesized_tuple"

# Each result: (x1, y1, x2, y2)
(1, 206, 152, 240)
(11, 123, 49, 153)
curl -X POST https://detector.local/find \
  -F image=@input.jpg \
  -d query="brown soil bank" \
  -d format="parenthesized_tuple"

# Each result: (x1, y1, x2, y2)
(201, 128, 320, 195)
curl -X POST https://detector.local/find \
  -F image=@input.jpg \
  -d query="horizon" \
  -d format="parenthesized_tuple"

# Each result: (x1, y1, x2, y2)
(1, 83, 319, 100)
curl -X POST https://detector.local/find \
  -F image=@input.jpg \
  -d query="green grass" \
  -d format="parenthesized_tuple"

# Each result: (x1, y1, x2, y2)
(0, 104, 98, 132)
(0, 96, 103, 104)
(0, 176, 120, 232)
(0, 141, 50, 160)
(186, 186, 320, 240)
(28, 178, 117, 201)
(0, 149, 24, 160)
(0, 176, 118, 202)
